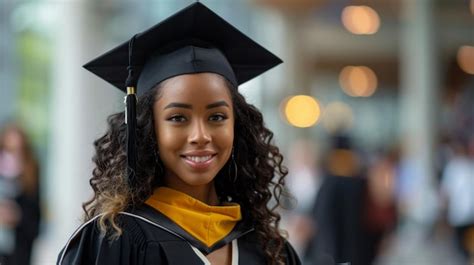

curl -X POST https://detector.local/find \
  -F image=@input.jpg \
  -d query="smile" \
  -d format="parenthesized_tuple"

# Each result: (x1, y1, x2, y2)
(181, 154, 217, 170)
(184, 155, 213, 163)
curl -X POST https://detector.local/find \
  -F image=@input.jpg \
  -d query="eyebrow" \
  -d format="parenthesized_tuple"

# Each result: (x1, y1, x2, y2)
(206, 101, 230, 109)
(164, 103, 192, 109)
(164, 101, 230, 110)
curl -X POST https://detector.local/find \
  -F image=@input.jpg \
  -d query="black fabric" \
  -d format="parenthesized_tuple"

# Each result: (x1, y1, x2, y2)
(83, 2, 282, 95)
(136, 45, 237, 96)
(304, 176, 366, 265)
(1, 191, 41, 265)
(159, 241, 204, 265)
(57, 205, 301, 265)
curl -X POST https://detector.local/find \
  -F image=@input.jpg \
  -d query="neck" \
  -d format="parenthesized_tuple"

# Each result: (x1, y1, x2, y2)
(164, 181, 220, 206)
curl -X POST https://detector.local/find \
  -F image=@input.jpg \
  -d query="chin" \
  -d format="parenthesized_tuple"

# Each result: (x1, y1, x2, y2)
(178, 172, 217, 186)
(185, 177, 215, 186)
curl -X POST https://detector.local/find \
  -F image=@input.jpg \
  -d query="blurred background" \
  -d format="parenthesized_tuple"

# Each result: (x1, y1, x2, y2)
(0, 0, 473, 264)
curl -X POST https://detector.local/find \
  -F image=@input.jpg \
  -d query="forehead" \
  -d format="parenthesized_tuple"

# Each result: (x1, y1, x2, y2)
(156, 73, 232, 104)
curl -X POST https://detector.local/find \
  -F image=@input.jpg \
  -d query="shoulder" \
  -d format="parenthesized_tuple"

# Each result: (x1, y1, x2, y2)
(57, 213, 174, 265)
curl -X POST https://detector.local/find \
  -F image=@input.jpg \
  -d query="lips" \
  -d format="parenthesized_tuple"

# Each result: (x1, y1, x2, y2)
(181, 152, 217, 170)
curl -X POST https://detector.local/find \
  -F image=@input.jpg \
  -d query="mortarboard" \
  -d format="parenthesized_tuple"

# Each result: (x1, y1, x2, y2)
(83, 2, 283, 185)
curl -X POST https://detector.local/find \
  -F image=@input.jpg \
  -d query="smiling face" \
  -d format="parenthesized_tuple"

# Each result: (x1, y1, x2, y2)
(153, 73, 235, 195)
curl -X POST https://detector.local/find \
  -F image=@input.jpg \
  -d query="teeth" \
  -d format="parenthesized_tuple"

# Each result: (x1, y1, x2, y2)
(186, 155, 212, 163)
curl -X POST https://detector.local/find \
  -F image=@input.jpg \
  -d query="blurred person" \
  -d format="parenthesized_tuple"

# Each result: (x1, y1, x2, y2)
(0, 123, 41, 265)
(440, 135, 474, 262)
(360, 150, 398, 264)
(305, 135, 398, 265)
(57, 3, 301, 265)
(304, 134, 365, 265)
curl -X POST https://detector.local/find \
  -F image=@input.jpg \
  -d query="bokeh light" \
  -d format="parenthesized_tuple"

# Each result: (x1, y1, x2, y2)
(321, 101, 354, 133)
(284, 95, 321, 128)
(341, 5, 380, 35)
(457, 45, 474, 75)
(339, 66, 378, 97)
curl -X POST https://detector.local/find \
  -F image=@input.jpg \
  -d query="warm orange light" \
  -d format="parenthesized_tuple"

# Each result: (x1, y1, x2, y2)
(339, 66, 377, 97)
(321, 101, 354, 133)
(457, 45, 474, 75)
(341, 5, 380, 35)
(284, 95, 321, 128)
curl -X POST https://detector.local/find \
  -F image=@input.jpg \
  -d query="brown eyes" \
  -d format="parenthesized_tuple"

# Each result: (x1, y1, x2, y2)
(167, 115, 187, 123)
(166, 114, 228, 123)
(209, 114, 227, 122)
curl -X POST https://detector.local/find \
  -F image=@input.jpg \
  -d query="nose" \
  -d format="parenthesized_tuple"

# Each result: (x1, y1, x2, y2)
(188, 119, 211, 146)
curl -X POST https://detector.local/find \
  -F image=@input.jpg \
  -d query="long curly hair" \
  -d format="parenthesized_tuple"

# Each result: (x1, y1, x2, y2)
(83, 76, 289, 265)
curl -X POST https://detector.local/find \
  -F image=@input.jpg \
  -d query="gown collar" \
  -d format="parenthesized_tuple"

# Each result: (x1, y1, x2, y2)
(135, 187, 253, 254)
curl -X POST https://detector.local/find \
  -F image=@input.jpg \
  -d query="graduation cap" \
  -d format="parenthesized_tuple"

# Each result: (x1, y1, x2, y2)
(83, 2, 283, 185)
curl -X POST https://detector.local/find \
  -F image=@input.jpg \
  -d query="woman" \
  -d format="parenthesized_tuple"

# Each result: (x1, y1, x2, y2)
(58, 2, 300, 265)
(0, 123, 41, 265)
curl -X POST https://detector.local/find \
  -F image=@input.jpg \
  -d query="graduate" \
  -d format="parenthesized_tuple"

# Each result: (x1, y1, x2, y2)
(57, 2, 300, 265)
(0, 123, 41, 265)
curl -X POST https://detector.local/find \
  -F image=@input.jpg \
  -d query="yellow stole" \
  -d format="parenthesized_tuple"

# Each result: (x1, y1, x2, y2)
(145, 187, 241, 247)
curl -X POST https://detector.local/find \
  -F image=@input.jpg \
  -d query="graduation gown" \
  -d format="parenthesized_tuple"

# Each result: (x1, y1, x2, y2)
(57, 204, 301, 265)
(305, 176, 368, 265)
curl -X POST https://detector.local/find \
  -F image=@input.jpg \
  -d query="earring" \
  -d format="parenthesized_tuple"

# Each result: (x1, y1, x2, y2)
(229, 149, 238, 183)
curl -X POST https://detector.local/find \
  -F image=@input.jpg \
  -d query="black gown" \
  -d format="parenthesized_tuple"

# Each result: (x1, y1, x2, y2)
(57, 204, 301, 265)
(305, 176, 368, 265)
(0, 183, 41, 265)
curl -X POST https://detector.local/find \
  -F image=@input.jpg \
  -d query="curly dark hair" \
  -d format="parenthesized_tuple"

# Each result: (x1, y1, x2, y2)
(83, 76, 289, 265)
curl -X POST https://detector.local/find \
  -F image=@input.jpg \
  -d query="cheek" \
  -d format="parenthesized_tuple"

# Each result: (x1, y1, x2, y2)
(218, 124, 235, 152)
(224, 128, 234, 146)
(156, 125, 182, 153)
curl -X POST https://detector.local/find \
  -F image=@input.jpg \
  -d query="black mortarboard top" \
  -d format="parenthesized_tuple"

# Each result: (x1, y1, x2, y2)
(83, 2, 283, 185)
(83, 1, 283, 95)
